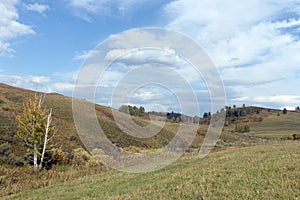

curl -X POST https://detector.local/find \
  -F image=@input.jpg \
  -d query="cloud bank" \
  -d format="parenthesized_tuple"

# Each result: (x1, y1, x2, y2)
(0, 0, 35, 57)
(163, 0, 300, 109)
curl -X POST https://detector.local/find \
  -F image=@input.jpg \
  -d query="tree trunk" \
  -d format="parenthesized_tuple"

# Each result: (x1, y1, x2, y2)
(39, 109, 52, 171)
(33, 144, 39, 173)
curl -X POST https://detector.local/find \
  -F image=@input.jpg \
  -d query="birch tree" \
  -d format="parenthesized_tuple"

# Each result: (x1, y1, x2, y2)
(16, 93, 56, 172)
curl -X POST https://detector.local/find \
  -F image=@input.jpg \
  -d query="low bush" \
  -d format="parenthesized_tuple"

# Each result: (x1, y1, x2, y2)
(91, 148, 106, 156)
(69, 135, 77, 141)
(72, 148, 102, 168)
(281, 135, 294, 140)
(293, 133, 300, 140)
(72, 148, 91, 167)
(123, 146, 143, 153)
(0, 176, 5, 185)
(1, 105, 11, 111)
(235, 124, 250, 133)
(49, 148, 69, 165)
(0, 142, 23, 166)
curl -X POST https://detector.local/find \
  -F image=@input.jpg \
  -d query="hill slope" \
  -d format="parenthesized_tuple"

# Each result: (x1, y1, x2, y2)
(5, 141, 300, 199)
(1, 82, 299, 162)
(0, 83, 179, 157)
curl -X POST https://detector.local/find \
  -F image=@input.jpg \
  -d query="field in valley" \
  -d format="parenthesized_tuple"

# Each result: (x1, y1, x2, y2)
(5, 141, 300, 199)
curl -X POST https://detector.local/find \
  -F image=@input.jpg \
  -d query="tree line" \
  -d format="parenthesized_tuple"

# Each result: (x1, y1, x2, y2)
(119, 105, 145, 116)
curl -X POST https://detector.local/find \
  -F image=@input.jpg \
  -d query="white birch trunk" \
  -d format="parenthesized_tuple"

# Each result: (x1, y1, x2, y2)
(39, 108, 52, 170)
(33, 144, 39, 173)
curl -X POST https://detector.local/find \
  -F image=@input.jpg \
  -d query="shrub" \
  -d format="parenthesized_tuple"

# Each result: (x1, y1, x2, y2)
(283, 108, 288, 114)
(123, 146, 142, 153)
(1, 105, 11, 111)
(91, 148, 112, 165)
(0, 142, 24, 166)
(0, 176, 5, 185)
(69, 135, 77, 141)
(0, 142, 11, 157)
(293, 134, 300, 140)
(91, 148, 106, 156)
(49, 148, 69, 165)
(72, 148, 95, 168)
(235, 124, 250, 133)
(72, 148, 103, 168)
(215, 140, 226, 148)
(87, 158, 102, 167)
(0, 143, 11, 165)
(281, 135, 293, 140)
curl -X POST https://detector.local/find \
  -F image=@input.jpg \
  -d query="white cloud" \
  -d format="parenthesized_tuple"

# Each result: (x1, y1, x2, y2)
(132, 91, 156, 101)
(163, 0, 300, 108)
(0, 71, 76, 94)
(0, 41, 14, 57)
(24, 3, 50, 15)
(52, 83, 75, 92)
(231, 95, 300, 110)
(0, 0, 35, 57)
(72, 27, 224, 115)
(74, 49, 99, 60)
(67, 0, 151, 21)
(104, 48, 183, 67)
(0, 74, 50, 92)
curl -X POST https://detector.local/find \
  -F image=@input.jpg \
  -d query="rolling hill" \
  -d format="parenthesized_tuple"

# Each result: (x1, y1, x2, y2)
(0, 83, 178, 159)
(0, 82, 266, 159)
(1, 83, 299, 158)
(1, 83, 300, 197)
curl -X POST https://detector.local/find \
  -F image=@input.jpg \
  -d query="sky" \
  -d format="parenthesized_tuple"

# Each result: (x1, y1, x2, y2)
(1, 0, 300, 115)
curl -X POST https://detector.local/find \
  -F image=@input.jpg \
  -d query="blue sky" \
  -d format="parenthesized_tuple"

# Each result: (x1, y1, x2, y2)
(1, 0, 300, 115)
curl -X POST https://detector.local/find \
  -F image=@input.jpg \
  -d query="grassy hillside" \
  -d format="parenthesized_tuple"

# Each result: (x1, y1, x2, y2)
(0, 83, 260, 155)
(249, 111, 300, 139)
(0, 83, 178, 157)
(223, 108, 300, 140)
(5, 141, 300, 199)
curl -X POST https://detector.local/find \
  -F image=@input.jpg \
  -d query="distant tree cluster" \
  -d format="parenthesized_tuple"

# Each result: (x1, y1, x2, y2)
(167, 111, 182, 123)
(149, 111, 199, 124)
(119, 105, 145, 116)
(166, 111, 199, 123)
(226, 106, 262, 118)
(203, 112, 211, 119)
(148, 111, 166, 117)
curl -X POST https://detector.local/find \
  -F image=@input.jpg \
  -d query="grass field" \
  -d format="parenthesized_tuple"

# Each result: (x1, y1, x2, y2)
(223, 109, 300, 140)
(249, 111, 300, 139)
(5, 141, 300, 199)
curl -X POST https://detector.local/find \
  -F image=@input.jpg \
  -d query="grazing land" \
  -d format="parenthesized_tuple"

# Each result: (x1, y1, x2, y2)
(5, 141, 300, 200)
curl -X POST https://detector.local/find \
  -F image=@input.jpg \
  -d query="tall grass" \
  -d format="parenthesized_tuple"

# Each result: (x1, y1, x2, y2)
(5, 141, 300, 199)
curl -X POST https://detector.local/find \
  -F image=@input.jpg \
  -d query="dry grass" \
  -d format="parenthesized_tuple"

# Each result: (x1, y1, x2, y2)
(4, 141, 300, 199)
(0, 163, 108, 197)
